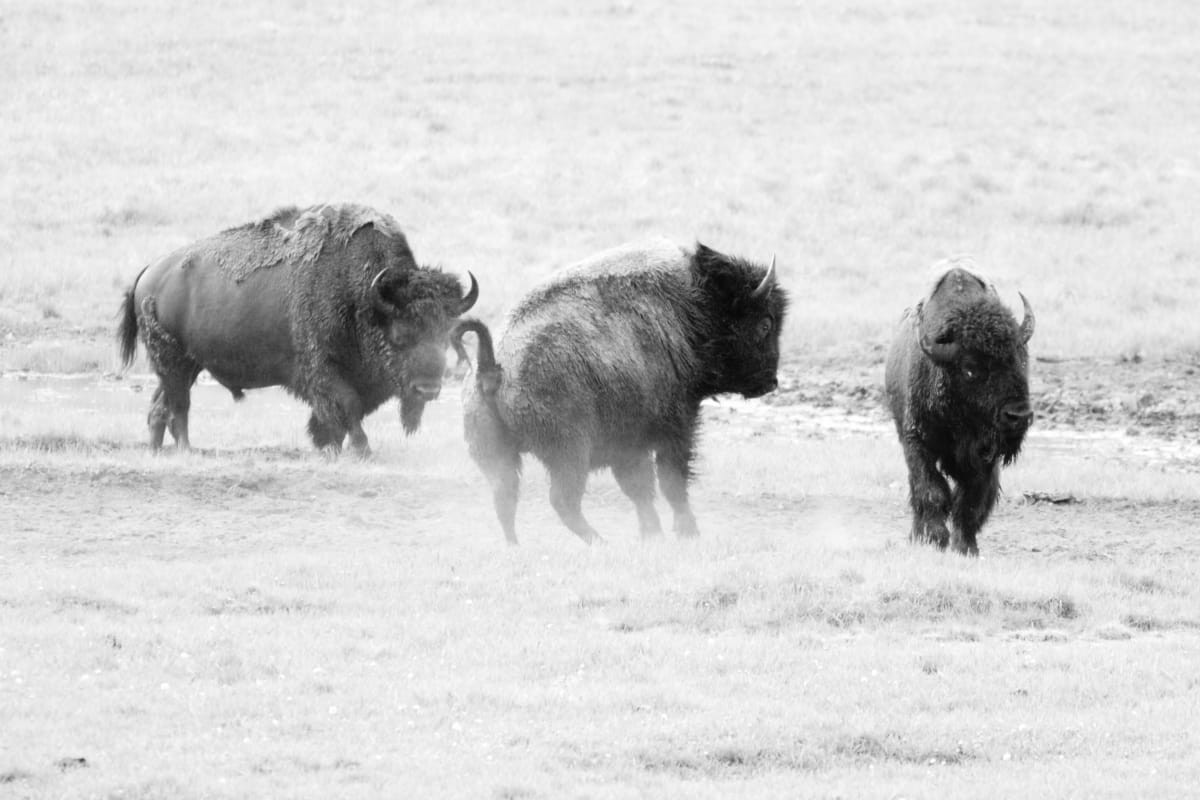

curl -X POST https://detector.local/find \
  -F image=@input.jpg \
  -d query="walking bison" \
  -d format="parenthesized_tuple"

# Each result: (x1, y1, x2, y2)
(452, 237, 788, 545)
(884, 260, 1035, 555)
(117, 203, 477, 453)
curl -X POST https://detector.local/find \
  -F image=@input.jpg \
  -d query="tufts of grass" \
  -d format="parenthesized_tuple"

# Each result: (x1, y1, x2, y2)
(0, 768, 34, 784)
(1121, 614, 1200, 633)
(96, 201, 171, 229)
(0, 434, 125, 454)
(54, 593, 139, 617)
(200, 586, 332, 616)
(633, 730, 975, 777)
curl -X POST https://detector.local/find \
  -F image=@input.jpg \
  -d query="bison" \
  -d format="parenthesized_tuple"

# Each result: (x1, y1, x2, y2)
(452, 237, 787, 545)
(117, 203, 477, 453)
(884, 260, 1035, 556)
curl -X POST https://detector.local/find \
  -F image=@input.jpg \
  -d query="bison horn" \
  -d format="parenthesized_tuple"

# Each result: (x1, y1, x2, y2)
(370, 268, 396, 317)
(1018, 292, 1035, 344)
(750, 254, 777, 301)
(457, 271, 479, 315)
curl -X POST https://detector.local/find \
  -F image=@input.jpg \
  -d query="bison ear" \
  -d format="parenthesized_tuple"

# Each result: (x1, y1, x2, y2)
(370, 267, 410, 320)
(920, 328, 960, 365)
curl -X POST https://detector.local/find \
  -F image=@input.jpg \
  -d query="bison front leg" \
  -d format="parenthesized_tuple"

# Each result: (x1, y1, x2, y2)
(308, 376, 370, 457)
(656, 445, 699, 539)
(901, 436, 951, 549)
(612, 453, 663, 539)
(307, 414, 346, 453)
(950, 464, 1001, 557)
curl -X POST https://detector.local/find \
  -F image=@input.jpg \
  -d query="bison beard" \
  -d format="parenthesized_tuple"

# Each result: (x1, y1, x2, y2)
(454, 238, 787, 546)
(885, 263, 1035, 556)
(399, 393, 426, 435)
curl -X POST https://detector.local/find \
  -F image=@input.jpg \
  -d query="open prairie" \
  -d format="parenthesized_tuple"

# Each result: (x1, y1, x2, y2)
(3, 1, 1200, 798)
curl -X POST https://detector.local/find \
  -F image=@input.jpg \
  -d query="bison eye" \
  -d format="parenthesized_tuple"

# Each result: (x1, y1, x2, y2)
(755, 318, 772, 340)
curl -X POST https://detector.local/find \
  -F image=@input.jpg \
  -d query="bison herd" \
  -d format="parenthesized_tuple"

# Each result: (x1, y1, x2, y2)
(117, 203, 1034, 555)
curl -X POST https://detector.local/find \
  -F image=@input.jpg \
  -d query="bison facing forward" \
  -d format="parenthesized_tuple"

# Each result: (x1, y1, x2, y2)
(117, 203, 477, 453)
(453, 237, 787, 545)
(884, 261, 1035, 556)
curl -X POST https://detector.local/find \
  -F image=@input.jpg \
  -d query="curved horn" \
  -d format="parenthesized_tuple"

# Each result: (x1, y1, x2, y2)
(456, 271, 479, 315)
(750, 254, 777, 301)
(1018, 291, 1035, 344)
(370, 268, 396, 317)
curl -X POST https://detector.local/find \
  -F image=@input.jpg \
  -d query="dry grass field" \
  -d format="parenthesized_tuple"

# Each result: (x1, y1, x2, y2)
(4, 1, 1200, 798)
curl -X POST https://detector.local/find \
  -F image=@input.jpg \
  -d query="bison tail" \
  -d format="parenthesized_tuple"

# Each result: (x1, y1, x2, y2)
(118, 265, 150, 370)
(450, 318, 501, 396)
(117, 285, 140, 370)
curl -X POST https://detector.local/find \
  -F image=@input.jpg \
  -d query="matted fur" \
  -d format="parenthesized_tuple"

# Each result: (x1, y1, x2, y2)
(203, 203, 411, 282)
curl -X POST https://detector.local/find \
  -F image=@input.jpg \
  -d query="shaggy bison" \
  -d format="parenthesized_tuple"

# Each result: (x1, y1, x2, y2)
(452, 237, 788, 545)
(884, 260, 1035, 555)
(117, 203, 477, 453)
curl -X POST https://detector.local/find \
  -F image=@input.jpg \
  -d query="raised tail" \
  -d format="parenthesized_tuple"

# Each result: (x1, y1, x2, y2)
(117, 266, 148, 369)
(450, 317, 501, 395)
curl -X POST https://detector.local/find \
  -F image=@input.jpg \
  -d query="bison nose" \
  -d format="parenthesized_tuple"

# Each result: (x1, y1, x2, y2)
(411, 380, 442, 401)
(1001, 401, 1033, 428)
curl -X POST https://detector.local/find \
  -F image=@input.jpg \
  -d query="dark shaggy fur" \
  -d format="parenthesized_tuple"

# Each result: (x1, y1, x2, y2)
(117, 203, 477, 453)
(884, 263, 1035, 556)
(453, 237, 788, 545)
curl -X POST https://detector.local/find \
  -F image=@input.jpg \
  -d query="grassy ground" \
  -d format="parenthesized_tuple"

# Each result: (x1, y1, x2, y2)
(3, 379, 1200, 798)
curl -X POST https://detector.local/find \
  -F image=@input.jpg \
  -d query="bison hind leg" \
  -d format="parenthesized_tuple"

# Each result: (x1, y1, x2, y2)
(146, 367, 200, 451)
(465, 400, 522, 545)
(139, 304, 200, 451)
(612, 453, 663, 539)
(147, 385, 168, 450)
(483, 449, 521, 546)
(544, 444, 603, 546)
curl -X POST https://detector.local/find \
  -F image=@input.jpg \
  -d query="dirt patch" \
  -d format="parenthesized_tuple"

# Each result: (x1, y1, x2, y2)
(770, 352, 1200, 441)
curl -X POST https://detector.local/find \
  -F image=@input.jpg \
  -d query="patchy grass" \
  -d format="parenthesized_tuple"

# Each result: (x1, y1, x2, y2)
(4, 0, 1200, 373)
(3, 381, 1200, 797)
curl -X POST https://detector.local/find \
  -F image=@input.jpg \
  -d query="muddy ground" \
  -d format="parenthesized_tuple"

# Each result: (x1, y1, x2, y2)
(769, 351, 1200, 441)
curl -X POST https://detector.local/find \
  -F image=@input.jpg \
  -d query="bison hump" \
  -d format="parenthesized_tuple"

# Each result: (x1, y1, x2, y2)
(207, 203, 409, 282)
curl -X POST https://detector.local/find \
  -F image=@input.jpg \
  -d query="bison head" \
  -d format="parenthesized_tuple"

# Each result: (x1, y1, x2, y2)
(370, 266, 478, 432)
(694, 244, 789, 399)
(916, 267, 1035, 462)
